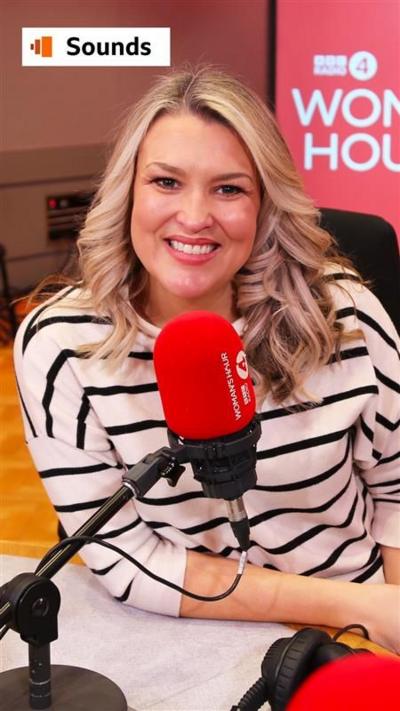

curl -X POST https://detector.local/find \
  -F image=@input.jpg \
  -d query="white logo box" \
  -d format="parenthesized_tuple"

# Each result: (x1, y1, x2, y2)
(22, 27, 170, 66)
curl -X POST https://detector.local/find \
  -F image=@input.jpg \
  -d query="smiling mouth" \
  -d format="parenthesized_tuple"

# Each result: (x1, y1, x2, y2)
(167, 239, 219, 255)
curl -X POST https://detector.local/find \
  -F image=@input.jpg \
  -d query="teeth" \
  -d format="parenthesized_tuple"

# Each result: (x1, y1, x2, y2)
(169, 240, 216, 255)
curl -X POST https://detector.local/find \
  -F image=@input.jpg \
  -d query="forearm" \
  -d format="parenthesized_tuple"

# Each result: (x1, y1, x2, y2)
(381, 545, 400, 584)
(181, 551, 368, 626)
(179, 551, 400, 653)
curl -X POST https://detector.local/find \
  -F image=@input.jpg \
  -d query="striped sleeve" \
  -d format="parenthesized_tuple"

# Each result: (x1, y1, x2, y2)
(13, 305, 187, 616)
(335, 280, 400, 548)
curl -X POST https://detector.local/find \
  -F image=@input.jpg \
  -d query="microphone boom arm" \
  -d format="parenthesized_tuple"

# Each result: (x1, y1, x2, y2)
(0, 445, 186, 630)
(0, 445, 188, 710)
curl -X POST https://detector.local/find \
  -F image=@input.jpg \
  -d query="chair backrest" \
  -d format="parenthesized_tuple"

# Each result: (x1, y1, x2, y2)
(319, 208, 400, 334)
(0, 243, 18, 343)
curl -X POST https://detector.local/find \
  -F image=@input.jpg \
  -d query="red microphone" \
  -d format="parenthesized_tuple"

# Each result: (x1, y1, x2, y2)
(286, 653, 400, 711)
(154, 310, 255, 438)
(154, 311, 261, 550)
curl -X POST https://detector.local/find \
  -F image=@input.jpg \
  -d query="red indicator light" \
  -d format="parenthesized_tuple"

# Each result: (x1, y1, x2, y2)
(48, 198, 57, 209)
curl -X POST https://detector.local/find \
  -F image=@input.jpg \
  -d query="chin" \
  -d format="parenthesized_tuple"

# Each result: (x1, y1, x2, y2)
(165, 278, 215, 301)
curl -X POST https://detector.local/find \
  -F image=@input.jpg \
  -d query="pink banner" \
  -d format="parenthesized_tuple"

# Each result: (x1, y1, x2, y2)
(276, 0, 400, 242)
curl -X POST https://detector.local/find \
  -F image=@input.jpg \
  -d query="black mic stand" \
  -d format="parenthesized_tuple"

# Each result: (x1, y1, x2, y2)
(0, 446, 186, 711)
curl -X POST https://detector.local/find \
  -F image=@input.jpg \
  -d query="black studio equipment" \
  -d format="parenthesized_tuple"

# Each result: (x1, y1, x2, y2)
(0, 311, 260, 709)
(231, 625, 400, 711)
(0, 437, 240, 710)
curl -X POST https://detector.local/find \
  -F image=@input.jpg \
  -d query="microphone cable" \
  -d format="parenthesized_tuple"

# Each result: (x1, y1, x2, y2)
(0, 536, 248, 641)
(33, 534, 248, 600)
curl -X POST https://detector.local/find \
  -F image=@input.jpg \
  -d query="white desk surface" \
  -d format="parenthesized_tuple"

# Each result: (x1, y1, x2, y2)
(1, 555, 295, 710)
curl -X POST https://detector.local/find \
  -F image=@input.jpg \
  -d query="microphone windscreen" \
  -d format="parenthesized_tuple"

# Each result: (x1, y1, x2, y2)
(153, 311, 256, 439)
(286, 653, 400, 711)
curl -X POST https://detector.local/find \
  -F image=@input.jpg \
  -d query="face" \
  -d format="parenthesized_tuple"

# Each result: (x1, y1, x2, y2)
(131, 111, 260, 325)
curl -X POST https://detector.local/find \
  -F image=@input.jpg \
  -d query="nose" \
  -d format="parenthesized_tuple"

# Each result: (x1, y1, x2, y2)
(175, 189, 213, 232)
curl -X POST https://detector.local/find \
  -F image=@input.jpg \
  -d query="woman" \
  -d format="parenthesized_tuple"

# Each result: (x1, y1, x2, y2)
(14, 68, 400, 652)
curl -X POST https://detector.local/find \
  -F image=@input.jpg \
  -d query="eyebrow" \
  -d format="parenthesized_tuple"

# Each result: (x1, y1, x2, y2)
(145, 161, 255, 182)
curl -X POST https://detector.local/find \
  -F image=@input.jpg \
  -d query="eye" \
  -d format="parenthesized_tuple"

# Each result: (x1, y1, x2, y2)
(216, 184, 245, 196)
(151, 177, 179, 190)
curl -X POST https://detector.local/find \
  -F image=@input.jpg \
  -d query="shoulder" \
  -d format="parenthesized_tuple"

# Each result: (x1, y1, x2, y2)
(323, 266, 374, 314)
(324, 265, 398, 344)
(325, 265, 398, 339)
(14, 286, 112, 362)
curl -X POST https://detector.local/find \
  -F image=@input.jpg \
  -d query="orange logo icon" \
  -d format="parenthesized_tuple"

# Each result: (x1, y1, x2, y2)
(30, 36, 53, 57)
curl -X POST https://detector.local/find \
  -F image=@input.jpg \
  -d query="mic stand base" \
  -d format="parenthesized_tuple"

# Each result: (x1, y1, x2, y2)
(0, 664, 130, 711)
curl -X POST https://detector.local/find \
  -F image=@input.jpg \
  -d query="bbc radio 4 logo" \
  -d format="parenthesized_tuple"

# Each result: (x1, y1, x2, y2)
(313, 51, 378, 80)
(30, 35, 53, 58)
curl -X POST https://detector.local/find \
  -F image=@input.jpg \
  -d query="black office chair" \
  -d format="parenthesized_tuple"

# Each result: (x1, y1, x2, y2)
(0, 243, 18, 345)
(319, 208, 400, 334)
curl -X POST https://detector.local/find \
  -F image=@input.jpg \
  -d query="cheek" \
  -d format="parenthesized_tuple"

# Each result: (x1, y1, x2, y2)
(219, 204, 258, 240)
(131, 188, 172, 236)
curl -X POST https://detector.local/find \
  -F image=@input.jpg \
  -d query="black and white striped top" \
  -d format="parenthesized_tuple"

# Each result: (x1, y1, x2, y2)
(13, 273, 400, 616)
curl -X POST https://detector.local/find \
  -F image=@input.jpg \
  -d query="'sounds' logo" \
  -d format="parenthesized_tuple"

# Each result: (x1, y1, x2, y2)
(22, 28, 170, 66)
(30, 35, 53, 58)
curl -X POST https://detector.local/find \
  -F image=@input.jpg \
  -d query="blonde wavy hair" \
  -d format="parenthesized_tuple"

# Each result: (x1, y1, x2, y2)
(37, 66, 362, 404)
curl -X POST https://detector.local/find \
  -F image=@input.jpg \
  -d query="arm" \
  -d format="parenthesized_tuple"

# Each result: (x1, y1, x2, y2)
(339, 282, 400, 580)
(180, 550, 400, 654)
(13, 308, 187, 616)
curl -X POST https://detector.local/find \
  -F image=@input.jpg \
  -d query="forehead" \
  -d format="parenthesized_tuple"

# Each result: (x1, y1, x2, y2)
(137, 111, 256, 172)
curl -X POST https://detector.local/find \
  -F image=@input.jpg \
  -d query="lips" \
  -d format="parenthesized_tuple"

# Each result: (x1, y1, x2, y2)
(163, 236, 221, 262)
